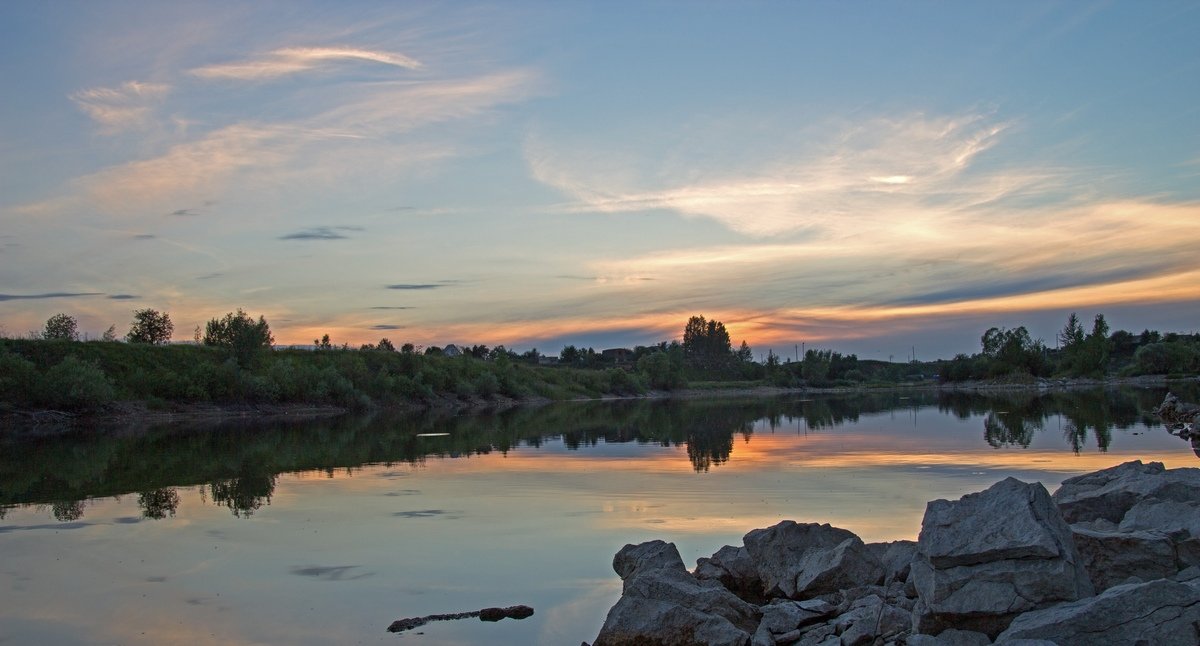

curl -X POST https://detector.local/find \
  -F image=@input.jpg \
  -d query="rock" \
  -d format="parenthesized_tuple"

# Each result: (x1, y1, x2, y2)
(743, 521, 884, 599)
(696, 544, 764, 601)
(594, 541, 760, 646)
(912, 478, 1092, 637)
(866, 540, 918, 585)
(995, 578, 1200, 646)
(1052, 459, 1200, 525)
(613, 539, 686, 580)
(1070, 526, 1177, 592)
(478, 604, 534, 622)
(750, 598, 836, 646)
(832, 594, 909, 646)
(906, 628, 992, 645)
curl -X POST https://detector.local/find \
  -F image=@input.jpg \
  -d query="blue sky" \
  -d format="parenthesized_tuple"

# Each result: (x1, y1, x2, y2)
(2, 1, 1198, 359)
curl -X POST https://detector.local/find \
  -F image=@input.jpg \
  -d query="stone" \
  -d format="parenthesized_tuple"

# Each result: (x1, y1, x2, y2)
(696, 544, 763, 601)
(1070, 526, 1177, 591)
(832, 594, 909, 646)
(743, 521, 884, 599)
(905, 629, 992, 646)
(912, 478, 1092, 637)
(594, 540, 760, 646)
(866, 540, 918, 585)
(750, 598, 836, 646)
(1052, 459, 1200, 525)
(995, 578, 1200, 646)
(613, 539, 686, 581)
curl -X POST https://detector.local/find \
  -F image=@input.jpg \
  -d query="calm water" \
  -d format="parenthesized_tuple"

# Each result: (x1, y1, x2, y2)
(2, 387, 1198, 645)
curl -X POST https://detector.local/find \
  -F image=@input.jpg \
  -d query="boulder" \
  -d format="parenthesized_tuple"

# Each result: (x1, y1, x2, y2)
(696, 544, 764, 601)
(1070, 526, 1177, 591)
(865, 539, 917, 585)
(594, 541, 760, 646)
(1051, 460, 1200, 525)
(749, 599, 836, 646)
(906, 628, 992, 645)
(831, 594, 909, 646)
(995, 578, 1200, 645)
(743, 522, 884, 599)
(912, 478, 1092, 637)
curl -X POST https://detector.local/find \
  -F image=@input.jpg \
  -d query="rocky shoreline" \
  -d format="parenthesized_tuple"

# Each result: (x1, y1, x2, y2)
(587, 459, 1200, 645)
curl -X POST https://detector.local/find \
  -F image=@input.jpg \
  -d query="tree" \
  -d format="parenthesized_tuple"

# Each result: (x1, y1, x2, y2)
(400, 342, 415, 354)
(204, 309, 273, 366)
(101, 325, 118, 342)
(126, 309, 173, 344)
(43, 313, 79, 341)
(682, 315, 733, 372)
(376, 338, 396, 352)
(314, 334, 333, 350)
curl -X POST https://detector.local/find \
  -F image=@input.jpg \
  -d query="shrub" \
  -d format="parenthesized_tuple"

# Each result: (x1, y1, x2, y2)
(40, 356, 115, 409)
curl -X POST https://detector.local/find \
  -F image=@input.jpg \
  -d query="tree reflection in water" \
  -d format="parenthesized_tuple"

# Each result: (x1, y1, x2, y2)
(137, 488, 181, 519)
(3, 384, 1196, 522)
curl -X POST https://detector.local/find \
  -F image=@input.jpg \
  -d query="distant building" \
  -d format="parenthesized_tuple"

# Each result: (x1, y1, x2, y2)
(601, 348, 634, 365)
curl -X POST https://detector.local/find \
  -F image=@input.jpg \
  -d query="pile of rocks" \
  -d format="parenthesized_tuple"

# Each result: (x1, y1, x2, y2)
(588, 460, 1200, 645)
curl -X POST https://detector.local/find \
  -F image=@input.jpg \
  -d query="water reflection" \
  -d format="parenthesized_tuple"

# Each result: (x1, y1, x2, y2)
(1, 385, 1196, 523)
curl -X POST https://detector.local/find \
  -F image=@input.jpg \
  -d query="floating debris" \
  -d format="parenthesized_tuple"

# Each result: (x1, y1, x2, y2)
(387, 605, 534, 633)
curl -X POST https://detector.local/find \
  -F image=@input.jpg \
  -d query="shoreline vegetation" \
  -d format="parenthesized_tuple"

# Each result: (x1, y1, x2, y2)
(2, 310, 1199, 428)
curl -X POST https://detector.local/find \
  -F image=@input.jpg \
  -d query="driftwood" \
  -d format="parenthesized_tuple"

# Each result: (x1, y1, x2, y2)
(386, 605, 534, 633)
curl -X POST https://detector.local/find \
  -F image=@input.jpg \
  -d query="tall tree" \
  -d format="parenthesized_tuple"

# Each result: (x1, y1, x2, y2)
(126, 309, 174, 344)
(43, 313, 78, 341)
(205, 309, 273, 366)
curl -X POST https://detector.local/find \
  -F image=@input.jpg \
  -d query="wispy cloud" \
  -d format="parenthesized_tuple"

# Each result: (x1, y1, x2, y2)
(386, 284, 442, 290)
(527, 112, 1027, 237)
(107, 294, 139, 300)
(278, 226, 363, 241)
(191, 46, 422, 81)
(371, 324, 404, 330)
(132, 234, 157, 240)
(370, 306, 414, 310)
(70, 81, 170, 134)
(0, 292, 103, 302)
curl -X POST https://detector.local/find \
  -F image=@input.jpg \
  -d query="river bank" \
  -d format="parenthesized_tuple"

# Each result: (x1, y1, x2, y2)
(3, 374, 1197, 434)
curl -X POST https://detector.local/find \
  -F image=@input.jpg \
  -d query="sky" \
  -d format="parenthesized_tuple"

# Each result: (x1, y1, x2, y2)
(1, 1, 1198, 360)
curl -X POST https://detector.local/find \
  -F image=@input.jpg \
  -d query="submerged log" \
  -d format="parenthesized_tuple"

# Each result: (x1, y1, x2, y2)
(386, 604, 534, 633)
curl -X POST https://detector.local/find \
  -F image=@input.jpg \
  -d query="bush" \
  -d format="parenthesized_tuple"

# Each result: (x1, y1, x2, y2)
(40, 356, 115, 410)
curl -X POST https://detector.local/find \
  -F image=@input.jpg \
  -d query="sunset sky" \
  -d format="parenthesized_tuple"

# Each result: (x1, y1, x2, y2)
(2, 1, 1198, 359)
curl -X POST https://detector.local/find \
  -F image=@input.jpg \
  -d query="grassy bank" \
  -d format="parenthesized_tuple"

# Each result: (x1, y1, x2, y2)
(0, 338, 650, 413)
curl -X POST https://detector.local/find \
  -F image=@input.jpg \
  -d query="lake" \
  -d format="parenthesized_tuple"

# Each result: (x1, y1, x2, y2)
(2, 386, 1198, 645)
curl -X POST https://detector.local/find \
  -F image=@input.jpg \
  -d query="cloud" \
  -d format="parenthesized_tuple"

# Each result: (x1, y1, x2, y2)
(62, 70, 537, 218)
(0, 292, 102, 302)
(107, 294, 139, 300)
(132, 234, 157, 240)
(370, 324, 404, 330)
(70, 81, 170, 134)
(386, 284, 442, 290)
(288, 565, 374, 581)
(278, 226, 363, 241)
(369, 306, 414, 310)
(191, 46, 422, 81)
(527, 112, 1028, 237)
(196, 273, 223, 281)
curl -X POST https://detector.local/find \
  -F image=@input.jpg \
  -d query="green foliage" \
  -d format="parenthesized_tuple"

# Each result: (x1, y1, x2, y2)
(43, 313, 78, 341)
(683, 315, 734, 373)
(636, 350, 686, 390)
(204, 309, 273, 367)
(1129, 342, 1199, 376)
(126, 309, 174, 344)
(40, 356, 115, 409)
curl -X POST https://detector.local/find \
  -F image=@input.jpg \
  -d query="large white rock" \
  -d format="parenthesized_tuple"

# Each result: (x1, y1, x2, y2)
(742, 521, 884, 599)
(1052, 460, 1200, 525)
(594, 541, 760, 646)
(1070, 526, 1177, 592)
(995, 578, 1200, 645)
(912, 478, 1092, 637)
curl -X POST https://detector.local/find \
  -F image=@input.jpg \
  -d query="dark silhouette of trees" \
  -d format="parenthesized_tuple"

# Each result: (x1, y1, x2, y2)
(43, 313, 78, 341)
(126, 309, 174, 344)
(204, 309, 273, 366)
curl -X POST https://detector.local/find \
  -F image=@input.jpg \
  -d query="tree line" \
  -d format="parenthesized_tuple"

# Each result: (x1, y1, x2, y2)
(937, 312, 1200, 382)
